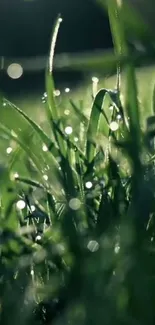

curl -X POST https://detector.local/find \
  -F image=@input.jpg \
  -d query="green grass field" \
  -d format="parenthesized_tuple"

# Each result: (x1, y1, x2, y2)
(1, 1, 155, 325)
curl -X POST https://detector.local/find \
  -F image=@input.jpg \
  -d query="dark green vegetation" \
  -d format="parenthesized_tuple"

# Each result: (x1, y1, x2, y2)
(1, 1, 155, 325)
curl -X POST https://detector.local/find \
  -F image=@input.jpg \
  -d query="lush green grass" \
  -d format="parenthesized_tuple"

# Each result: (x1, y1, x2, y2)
(1, 1, 155, 325)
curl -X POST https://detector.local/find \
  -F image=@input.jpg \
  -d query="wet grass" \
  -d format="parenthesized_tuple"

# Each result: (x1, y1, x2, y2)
(1, 1, 155, 325)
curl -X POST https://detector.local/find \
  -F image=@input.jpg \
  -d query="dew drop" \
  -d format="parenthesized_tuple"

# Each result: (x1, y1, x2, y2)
(16, 200, 26, 210)
(31, 205, 35, 212)
(117, 114, 122, 120)
(3, 102, 6, 107)
(53, 89, 61, 97)
(35, 235, 42, 242)
(64, 109, 70, 116)
(65, 87, 70, 93)
(42, 144, 48, 152)
(114, 243, 120, 254)
(74, 137, 79, 142)
(85, 181, 93, 189)
(43, 175, 48, 181)
(65, 126, 73, 135)
(6, 147, 12, 154)
(110, 121, 119, 131)
(14, 172, 19, 179)
(69, 198, 81, 210)
(92, 76, 99, 83)
(87, 240, 99, 252)
(58, 17, 63, 23)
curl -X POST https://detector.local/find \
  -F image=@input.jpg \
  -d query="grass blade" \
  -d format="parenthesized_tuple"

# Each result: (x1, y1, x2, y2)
(46, 16, 66, 158)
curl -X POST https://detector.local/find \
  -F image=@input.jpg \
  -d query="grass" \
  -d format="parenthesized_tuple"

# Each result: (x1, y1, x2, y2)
(1, 1, 155, 324)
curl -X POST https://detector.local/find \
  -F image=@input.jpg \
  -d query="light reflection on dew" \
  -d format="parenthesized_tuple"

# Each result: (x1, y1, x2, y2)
(31, 205, 35, 212)
(43, 175, 48, 181)
(42, 144, 48, 152)
(110, 121, 119, 131)
(11, 130, 17, 138)
(85, 181, 93, 189)
(16, 200, 26, 210)
(53, 89, 61, 97)
(114, 243, 120, 254)
(58, 17, 63, 23)
(65, 126, 73, 135)
(64, 109, 70, 116)
(3, 102, 6, 107)
(6, 147, 12, 154)
(43, 92, 47, 98)
(74, 137, 79, 142)
(65, 88, 70, 93)
(14, 172, 19, 179)
(35, 235, 42, 241)
(69, 198, 81, 210)
(92, 76, 99, 83)
(87, 240, 99, 252)
(109, 105, 114, 111)
(117, 114, 122, 120)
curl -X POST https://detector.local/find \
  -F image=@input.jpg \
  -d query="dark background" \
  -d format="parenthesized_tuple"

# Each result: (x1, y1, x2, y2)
(0, 0, 112, 95)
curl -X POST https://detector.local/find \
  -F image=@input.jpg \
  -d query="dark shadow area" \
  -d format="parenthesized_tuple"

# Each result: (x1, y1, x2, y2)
(0, 0, 112, 95)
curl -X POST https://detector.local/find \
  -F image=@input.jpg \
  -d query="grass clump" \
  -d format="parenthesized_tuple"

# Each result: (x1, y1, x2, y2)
(1, 1, 155, 325)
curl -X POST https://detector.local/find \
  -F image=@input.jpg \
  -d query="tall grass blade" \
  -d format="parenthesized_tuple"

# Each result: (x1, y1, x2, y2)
(46, 16, 66, 158)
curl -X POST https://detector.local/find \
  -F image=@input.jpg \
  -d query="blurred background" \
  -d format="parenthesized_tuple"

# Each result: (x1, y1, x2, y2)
(0, 0, 112, 100)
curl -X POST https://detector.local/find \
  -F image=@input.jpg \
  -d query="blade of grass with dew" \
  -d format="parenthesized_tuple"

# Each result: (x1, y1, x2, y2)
(5, 99, 60, 171)
(86, 89, 106, 164)
(0, 124, 55, 192)
(46, 15, 66, 158)
(1, 103, 60, 182)
(86, 88, 121, 165)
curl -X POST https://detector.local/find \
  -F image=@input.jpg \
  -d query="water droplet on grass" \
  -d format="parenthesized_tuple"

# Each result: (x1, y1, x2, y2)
(64, 109, 70, 115)
(114, 243, 120, 254)
(117, 114, 122, 120)
(69, 198, 81, 210)
(14, 172, 19, 179)
(53, 89, 61, 97)
(110, 121, 119, 131)
(35, 235, 42, 242)
(16, 200, 26, 210)
(31, 205, 35, 212)
(65, 87, 70, 93)
(87, 240, 99, 252)
(74, 137, 79, 142)
(85, 181, 93, 189)
(65, 126, 73, 135)
(92, 76, 99, 83)
(43, 175, 48, 181)
(42, 144, 48, 152)
(6, 147, 12, 154)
